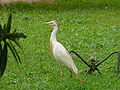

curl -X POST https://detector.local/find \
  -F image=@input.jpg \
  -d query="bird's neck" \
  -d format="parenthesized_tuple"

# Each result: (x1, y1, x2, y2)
(50, 25, 58, 42)
(50, 25, 58, 52)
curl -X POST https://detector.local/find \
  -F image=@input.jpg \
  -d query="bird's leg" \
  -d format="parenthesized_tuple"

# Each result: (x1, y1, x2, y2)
(59, 65, 62, 80)
(73, 72, 85, 83)
(60, 71, 62, 80)
(69, 69, 72, 77)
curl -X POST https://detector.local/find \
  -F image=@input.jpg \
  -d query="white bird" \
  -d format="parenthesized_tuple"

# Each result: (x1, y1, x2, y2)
(43, 20, 83, 82)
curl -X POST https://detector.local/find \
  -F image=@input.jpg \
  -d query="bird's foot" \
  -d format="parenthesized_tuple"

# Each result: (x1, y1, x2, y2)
(80, 80, 85, 83)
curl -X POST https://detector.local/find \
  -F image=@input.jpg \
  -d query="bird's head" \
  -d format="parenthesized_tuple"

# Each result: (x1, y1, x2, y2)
(42, 20, 58, 26)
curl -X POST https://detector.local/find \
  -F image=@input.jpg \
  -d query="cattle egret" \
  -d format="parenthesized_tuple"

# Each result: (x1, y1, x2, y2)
(43, 20, 83, 82)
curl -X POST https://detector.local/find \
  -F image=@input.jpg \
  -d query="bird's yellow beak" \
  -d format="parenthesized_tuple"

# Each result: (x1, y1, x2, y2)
(42, 22, 51, 25)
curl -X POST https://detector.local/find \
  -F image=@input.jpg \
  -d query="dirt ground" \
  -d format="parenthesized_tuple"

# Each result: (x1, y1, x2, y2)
(0, 0, 55, 3)
(0, 0, 38, 3)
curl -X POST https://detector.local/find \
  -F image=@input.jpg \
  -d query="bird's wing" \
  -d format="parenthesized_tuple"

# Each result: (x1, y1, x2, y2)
(53, 42, 78, 73)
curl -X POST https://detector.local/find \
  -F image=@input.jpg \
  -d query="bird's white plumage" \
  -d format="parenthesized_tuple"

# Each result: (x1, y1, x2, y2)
(43, 20, 78, 75)
(53, 41, 78, 74)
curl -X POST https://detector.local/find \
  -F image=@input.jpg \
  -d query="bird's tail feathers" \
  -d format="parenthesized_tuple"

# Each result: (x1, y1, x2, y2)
(71, 65, 78, 74)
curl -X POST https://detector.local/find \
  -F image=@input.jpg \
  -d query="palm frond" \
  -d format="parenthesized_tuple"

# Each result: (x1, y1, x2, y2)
(9, 41, 22, 64)
(0, 14, 27, 77)
(7, 33, 27, 40)
(0, 43, 8, 77)
(13, 29, 17, 33)
(0, 43, 2, 63)
(4, 41, 21, 64)
(0, 43, 2, 76)
(0, 24, 2, 33)
(7, 14, 12, 33)
(0, 25, 2, 38)
(12, 40, 23, 51)
(3, 24, 7, 33)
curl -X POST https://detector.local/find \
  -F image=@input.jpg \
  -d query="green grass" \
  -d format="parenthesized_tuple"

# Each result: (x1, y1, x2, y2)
(0, 0, 120, 89)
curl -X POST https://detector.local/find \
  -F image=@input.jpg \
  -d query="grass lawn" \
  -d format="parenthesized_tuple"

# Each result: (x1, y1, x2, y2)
(0, 0, 120, 89)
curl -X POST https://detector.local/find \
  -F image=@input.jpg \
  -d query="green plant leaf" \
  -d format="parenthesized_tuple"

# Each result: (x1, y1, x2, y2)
(4, 41, 18, 64)
(0, 14, 26, 77)
(18, 33, 27, 39)
(0, 24, 2, 33)
(12, 40, 23, 51)
(0, 43, 8, 77)
(7, 14, 12, 33)
(0, 24, 2, 38)
(5, 41, 21, 64)
(13, 29, 17, 33)
(0, 43, 2, 62)
(9, 41, 22, 64)
(6, 33, 27, 40)
(3, 24, 7, 33)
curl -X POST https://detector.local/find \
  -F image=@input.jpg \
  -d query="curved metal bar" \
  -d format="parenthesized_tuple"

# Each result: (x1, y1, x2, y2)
(96, 52, 119, 67)
(69, 50, 90, 67)
(117, 53, 120, 72)
(96, 68, 102, 74)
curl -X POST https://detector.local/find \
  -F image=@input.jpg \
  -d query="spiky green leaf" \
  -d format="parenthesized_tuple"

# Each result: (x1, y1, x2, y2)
(18, 33, 27, 39)
(9, 41, 22, 64)
(6, 33, 27, 40)
(3, 24, 7, 33)
(0, 43, 2, 76)
(0, 24, 2, 38)
(0, 14, 27, 77)
(0, 43, 2, 61)
(12, 40, 23, 51)
(13, 29, 17, 33)
(7, 14, 12, 33)
(0, 24, 2, 34)
(5, 41, 21, 64)
(0, 43, 8, 77)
